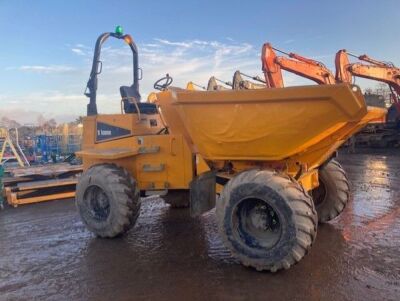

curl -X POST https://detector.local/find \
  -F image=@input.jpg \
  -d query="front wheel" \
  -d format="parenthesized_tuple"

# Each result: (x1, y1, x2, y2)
(76, 163, 140, 238)
(217, 169, 317, 272)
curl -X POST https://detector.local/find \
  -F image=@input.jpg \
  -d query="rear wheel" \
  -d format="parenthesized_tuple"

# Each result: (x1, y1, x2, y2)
(312, 160, 350, 223)
(76, 163, 140, 238)
(217, 169, 317, 272)
(163, 190, 190, 208)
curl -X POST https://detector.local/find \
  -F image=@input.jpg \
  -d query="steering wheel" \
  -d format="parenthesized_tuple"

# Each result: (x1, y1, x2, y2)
(154, 74, 173, 91)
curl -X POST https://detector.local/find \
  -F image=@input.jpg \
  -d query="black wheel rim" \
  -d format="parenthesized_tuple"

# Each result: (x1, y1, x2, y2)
(233, 198, 282, 250)
(84, 185, 111, 221)
(312, 180, 327, 207)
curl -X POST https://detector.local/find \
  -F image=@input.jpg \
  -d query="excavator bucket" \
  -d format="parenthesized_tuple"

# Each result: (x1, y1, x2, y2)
(232, 70, 266, 90)
(156, 84, 385, 169)
(207, 76, 230, 91)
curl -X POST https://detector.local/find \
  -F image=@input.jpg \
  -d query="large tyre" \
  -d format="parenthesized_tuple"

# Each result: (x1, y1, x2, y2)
(76, 163, 140, 238)
(217, 169, 317, 272)
(163, 190, 190, 208)
(312, 160, 350, 223)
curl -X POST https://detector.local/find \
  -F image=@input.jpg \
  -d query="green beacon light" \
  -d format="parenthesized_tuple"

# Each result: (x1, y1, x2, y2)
(115, 25, 123, 36)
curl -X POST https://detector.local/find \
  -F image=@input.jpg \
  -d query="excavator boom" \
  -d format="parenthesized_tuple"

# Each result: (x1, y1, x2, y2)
(261, 43, 336, 87)
(288, 53, 322, 67)
(335, 49, 400, 125)
(335, 49, 353, 83)
(261, 43, 284, 88)
(275, 56, 336, 84)
(335, 49, 400, 98)
(349, 64, 400, 96)
(358, 54, 392, 68)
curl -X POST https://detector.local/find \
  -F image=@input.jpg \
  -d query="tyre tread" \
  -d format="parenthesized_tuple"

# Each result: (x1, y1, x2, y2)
(76, 163, 140, 238)
(217, 169, 317, 272)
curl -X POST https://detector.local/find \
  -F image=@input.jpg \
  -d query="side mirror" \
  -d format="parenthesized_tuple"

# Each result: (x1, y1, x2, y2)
(138, 68, 143, 80)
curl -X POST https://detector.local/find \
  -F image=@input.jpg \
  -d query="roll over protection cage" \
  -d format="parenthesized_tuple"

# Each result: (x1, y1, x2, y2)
(84, 32, 140, 116)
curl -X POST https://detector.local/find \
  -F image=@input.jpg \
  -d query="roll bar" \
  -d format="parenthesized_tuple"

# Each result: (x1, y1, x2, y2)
(85, 31, 140, 116)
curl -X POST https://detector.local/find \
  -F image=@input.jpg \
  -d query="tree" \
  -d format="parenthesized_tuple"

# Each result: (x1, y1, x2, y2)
(47, 118, 57, 128)
(74, 116, 84, 125)
(373, 83, 392, 107)
(0, 116, 21, 128)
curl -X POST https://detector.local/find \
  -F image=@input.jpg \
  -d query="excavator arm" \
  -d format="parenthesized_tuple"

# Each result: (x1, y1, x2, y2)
(335, 49, 400, 99)
(261, 43, 336, 87)
(350, 62, 400, 124)
(335, 49, 400, 125)
(335, 49, 400, 94)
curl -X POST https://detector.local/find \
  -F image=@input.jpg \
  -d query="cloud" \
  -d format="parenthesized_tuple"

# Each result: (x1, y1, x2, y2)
(142, 43, 161, 48)
(71, 44, 91, 56)
(2, 37, 265, 123)
(9, 37, 379, 124)
(0, 91, 85, 107)
(97, 37, 259, 92)
(0, 108, 77, 125)
(18, 65, 76, 73)
(154, 38, 193, 48)
(0, 91, 122, 124)
(71, 48, 85, 55)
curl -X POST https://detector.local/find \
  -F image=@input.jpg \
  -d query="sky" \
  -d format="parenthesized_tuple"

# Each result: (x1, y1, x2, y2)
(0, 0, 399, 124)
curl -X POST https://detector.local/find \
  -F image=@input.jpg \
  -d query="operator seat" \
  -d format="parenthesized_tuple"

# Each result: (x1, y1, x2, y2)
(120, 85, 158, 114)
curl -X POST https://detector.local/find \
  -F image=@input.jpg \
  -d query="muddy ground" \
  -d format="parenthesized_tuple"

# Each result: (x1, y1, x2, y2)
(0, 150, 399, 301)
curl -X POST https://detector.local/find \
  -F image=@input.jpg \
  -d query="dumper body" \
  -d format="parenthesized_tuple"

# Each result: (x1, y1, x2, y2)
(155, 84, 385, 190)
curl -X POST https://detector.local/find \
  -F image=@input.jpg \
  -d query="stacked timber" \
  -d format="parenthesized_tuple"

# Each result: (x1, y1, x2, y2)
(2, 163, 82, 207)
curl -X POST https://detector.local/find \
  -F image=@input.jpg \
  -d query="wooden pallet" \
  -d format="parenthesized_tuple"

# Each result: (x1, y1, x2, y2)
(3, 163, 82, 207)
(6, 188, 76, 207)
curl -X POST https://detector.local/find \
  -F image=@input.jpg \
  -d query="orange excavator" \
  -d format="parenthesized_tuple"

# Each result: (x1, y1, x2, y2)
(335, 49, 400, 126)
(261, 43, 335, 88)
(261, 43, 400, 127)
(261, 43, 399, 147)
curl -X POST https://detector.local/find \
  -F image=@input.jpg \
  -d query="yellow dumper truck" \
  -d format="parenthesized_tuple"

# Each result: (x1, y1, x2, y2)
(76, 28, 385, 272)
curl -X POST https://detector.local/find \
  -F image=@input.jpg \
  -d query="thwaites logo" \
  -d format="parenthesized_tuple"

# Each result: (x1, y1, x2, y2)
(96, 122, 131, 142)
